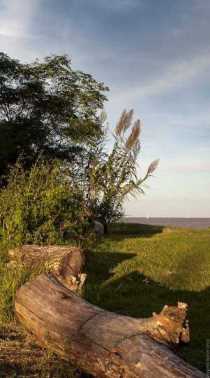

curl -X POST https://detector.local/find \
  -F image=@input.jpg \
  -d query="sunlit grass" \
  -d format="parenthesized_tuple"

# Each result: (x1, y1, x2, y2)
(85, 224, 210, 372)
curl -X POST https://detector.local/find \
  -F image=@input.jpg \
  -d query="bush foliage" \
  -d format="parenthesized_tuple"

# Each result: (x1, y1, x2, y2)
(0, 160, 90, 246)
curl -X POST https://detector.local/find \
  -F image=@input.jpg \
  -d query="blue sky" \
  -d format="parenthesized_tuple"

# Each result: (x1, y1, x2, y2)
(0, 0, 210, 217)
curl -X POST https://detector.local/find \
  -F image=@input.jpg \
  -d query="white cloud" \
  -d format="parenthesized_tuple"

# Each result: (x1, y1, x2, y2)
(113, 51, 210, 102)
(0, 0, 42, 60)
(0, 0, 39, 39)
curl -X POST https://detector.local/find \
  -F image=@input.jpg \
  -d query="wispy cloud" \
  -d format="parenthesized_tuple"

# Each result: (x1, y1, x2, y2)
(0, 0, 39, 39)
(0, 0, 43, 61)
(114, 51, 210, 102)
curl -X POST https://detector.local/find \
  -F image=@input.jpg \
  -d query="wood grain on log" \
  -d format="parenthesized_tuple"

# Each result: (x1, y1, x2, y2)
(9, 245, 86, 292)
(15, 274, 204, 378)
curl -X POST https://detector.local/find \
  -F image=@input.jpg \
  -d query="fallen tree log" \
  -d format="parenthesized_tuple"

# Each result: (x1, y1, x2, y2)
(15, 273, 204, 377)
(9, 245, 86, 292)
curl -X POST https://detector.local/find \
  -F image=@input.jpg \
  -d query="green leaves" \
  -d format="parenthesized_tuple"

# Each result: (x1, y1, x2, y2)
(0, 161, 89, 246)
(0, 52, 108, 177)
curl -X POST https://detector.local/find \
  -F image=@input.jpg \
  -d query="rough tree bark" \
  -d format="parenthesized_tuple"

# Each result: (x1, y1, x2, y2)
(15, 268, 204, 377)
(9, 244, 86, 292)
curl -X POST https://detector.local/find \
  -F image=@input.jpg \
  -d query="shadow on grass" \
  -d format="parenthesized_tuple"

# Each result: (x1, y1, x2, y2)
(109, 222, 164, 238)
(85, 249, 210, 373)
(86, 251, 136, 284)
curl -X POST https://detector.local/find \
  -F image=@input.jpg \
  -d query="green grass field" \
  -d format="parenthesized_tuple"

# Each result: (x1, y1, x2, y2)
(0, 223, 210, 375)
(85, 223, 210, 372)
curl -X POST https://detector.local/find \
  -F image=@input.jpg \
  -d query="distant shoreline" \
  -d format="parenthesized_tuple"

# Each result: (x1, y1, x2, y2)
(122, 217, 210, 229)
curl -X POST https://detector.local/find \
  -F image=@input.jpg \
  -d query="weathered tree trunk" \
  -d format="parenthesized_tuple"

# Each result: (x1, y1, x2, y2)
(9, 244, 86, 292)
(15, 273, 204, 378)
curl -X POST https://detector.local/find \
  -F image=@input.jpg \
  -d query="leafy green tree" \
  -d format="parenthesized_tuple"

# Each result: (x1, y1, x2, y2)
(0, 53, 108, 177)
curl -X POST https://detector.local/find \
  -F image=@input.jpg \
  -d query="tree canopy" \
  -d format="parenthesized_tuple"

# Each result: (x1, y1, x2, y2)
(0, 53, 108, 177)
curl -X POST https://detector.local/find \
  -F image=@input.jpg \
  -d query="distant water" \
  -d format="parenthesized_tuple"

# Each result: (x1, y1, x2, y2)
(122, 217, 210, 229)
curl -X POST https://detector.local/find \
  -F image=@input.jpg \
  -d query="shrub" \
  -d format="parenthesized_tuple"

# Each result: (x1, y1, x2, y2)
(0, 160, 90, 246)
